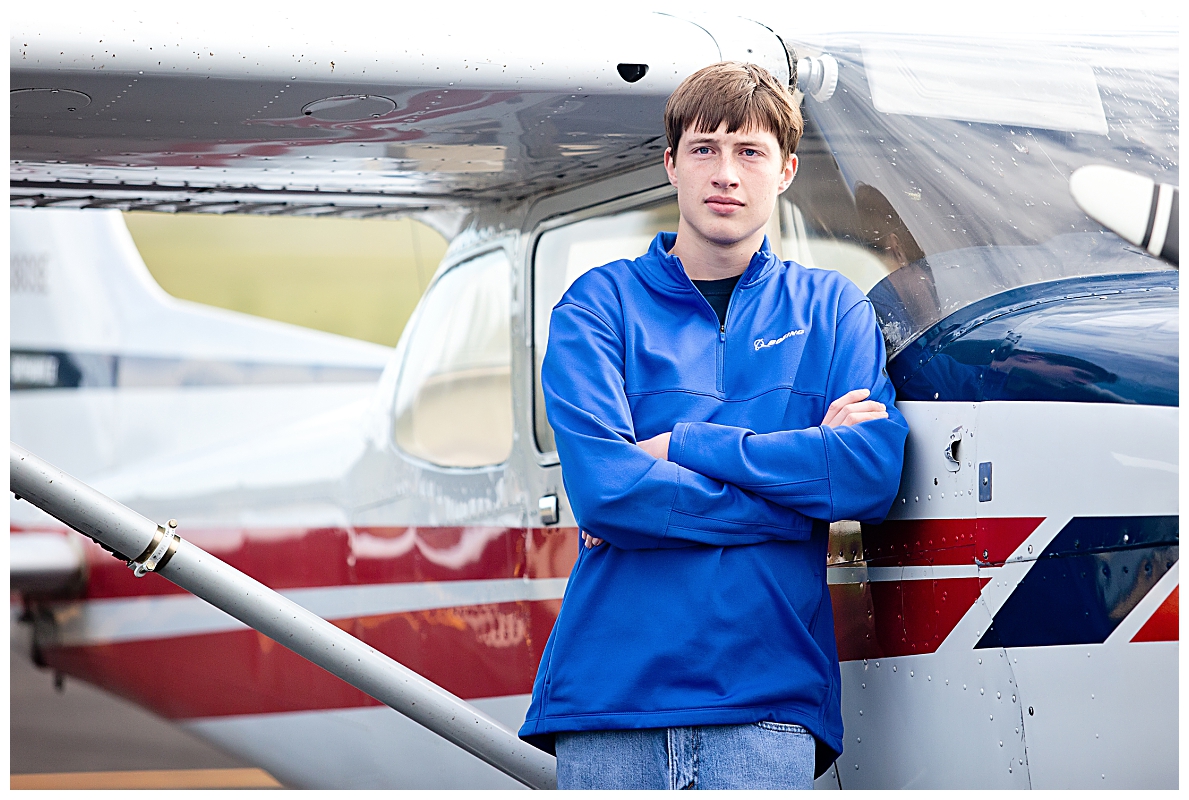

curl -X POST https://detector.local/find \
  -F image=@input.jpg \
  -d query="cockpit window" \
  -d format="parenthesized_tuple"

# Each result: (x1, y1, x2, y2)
(393, 249, 512, 468)
(784, 34, 1177, 355)
(532, 201, 679, 455)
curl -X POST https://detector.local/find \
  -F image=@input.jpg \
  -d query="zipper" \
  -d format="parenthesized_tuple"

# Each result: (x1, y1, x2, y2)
(717, 323, 726, 392)
(717, 279, 743, 393)
(687, 271, 746, 395)
(687, 281, 726, 393)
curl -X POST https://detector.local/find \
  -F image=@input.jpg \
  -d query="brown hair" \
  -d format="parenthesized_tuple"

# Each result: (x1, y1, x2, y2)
(664, 61, 803, 163)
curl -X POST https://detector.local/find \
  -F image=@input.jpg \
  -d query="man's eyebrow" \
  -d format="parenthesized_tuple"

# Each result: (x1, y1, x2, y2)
(684, 134, 770, 148)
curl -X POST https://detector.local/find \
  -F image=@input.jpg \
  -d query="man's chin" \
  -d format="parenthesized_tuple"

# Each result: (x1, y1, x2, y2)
(677, 211, 767, 251)
(700, 227, 764, 249)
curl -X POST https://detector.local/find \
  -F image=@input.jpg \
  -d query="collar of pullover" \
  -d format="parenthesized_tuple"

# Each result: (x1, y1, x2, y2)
(647, 231, 779, 294)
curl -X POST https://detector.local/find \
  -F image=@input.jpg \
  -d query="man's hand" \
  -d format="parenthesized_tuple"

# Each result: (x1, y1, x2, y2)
(637, 431, 671, 460)
(585, 397, 883, 548)
(822, 388, 888, 428)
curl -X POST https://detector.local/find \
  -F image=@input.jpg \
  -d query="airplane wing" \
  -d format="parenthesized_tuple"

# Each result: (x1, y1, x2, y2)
(11, 9, 793, 218)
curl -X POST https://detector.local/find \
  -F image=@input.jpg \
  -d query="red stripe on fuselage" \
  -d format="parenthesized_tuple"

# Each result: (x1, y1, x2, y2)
(17, 526, 579, 600)
(26, 518, 1048, 720)
(42, 598, 563, 719)
(831, 517, 1041, 661)
(30, 516, 1040, 601)
(1131, 585, 1178, 642)
(862, 517, 1043, 567)
(829, 575, 990, 662)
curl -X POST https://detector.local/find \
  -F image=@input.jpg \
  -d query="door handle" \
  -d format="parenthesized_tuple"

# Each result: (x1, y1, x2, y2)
(538, 494, 559, 526)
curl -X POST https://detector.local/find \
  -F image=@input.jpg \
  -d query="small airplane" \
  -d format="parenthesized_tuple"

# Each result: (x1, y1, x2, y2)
(9, 9, 1178, 789)
(9, 207, 392, 485)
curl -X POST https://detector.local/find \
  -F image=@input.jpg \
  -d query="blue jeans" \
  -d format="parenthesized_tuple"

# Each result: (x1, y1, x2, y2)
(554, 723, 816, 790)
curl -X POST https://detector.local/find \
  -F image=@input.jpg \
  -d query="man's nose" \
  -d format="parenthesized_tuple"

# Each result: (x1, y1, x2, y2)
(712, 154, 740, 188)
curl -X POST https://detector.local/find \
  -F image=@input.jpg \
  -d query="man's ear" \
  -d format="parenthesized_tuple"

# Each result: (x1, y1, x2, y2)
(664, 147, 678, 187)
(778, 154, 798, 193)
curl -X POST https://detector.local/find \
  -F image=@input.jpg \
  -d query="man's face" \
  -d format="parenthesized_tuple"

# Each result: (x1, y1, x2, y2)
(664, 123, 797, 250)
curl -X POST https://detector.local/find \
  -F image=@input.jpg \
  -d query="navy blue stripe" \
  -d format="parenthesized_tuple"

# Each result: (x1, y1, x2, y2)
(9, 349, 384, 390)
(976, 516, 1178, 649)
(888, 272, 1179, 407)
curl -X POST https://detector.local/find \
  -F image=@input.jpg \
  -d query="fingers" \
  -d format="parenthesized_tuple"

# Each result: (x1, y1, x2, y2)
(843, 400, 886, 415)
(635, 432, 672, 461)
(822, 389, 870, 426)
(582, 531, 605, 549)
(823, 399, 888, 428)
(835, 409, 889, 428)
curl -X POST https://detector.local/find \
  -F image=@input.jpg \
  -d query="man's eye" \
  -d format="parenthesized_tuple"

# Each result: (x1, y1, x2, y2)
(742, 149, 758, 157)
(696, 147, 712, 154)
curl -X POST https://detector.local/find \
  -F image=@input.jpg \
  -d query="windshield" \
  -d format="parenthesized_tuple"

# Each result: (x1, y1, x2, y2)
(783, 33, 1178, 355)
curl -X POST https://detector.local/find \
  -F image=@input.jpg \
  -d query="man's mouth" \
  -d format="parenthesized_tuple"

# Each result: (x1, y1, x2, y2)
(705, 196, 744, 214)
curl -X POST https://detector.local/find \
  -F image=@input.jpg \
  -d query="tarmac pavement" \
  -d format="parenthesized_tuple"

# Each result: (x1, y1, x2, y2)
(9, 611, 275, 786)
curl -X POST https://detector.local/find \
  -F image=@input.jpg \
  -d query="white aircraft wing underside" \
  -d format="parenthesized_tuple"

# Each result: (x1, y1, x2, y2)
(11, 9, 791, 216)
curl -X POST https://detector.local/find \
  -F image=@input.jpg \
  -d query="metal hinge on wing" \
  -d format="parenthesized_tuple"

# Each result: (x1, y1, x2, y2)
(128, 519, 181, 577)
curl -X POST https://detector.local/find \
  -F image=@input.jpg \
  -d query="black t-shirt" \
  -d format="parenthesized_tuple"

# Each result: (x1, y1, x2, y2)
(692, 274, 742, 329)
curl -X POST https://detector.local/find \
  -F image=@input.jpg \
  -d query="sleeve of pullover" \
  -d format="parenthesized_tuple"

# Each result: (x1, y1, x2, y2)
(669, 299, 909, 524)
(543, 301, 815, 550)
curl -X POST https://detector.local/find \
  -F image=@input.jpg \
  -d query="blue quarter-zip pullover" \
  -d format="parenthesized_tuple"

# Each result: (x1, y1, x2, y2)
(519, 232, 908, 774)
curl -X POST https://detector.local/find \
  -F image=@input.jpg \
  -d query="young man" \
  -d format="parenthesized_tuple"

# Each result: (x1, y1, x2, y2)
(519, 62, 908, 790)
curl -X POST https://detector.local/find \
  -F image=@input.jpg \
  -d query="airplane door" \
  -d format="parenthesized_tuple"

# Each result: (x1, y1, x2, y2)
(524, 195, 679, 525)
(517, 194, 682, 665)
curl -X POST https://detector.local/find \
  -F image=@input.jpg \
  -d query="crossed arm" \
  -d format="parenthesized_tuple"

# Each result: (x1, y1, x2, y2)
(581, 389, 888, 548)
(544, 296, 908, 551)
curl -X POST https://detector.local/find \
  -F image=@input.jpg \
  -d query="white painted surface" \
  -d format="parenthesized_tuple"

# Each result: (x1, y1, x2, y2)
(845, 400, 1179, 788)
(839, 647, 1031, 789)
(9, 11, 770, 94)
(8, 384, 378, 485)
(185, 694, 535, 789)
(49, 577, 569, 646)
(1010, 637, 1179, 788)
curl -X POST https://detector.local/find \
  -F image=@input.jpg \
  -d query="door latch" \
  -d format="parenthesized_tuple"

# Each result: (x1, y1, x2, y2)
(944, 426, 963, 472)
(538, 494, 559, 526)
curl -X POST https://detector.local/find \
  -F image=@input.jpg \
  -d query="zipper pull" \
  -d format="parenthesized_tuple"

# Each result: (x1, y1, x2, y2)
(719, 324, 726, 342)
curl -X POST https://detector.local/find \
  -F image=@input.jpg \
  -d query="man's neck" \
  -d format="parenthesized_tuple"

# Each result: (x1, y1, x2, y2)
(668, 218, 766, 281)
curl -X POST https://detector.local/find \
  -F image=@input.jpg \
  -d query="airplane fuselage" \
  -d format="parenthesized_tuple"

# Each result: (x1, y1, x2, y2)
(10, 19, 1178, 790)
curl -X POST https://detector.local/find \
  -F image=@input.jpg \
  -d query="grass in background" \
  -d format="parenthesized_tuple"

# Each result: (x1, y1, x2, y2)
(123, 213, 448, 348)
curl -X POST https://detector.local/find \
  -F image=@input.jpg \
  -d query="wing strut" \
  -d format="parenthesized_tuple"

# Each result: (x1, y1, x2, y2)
(9, 442, 556, 790)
